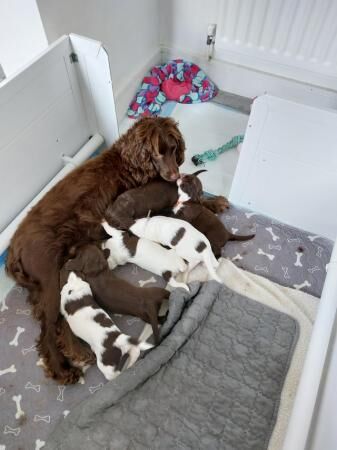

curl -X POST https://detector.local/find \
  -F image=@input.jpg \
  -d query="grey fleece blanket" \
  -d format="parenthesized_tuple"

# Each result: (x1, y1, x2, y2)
(46, 282, 298, 450)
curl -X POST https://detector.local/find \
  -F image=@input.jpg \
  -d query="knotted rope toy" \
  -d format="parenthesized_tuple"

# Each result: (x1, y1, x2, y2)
(191, 134, 244, 166)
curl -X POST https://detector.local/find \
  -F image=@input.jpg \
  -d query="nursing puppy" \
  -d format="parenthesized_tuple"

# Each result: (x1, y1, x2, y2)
(64, 244, 169, 343)
(105, 180, 179, 229)
(102, 222, 189, 291)
(173, 171, 255, 257)
(130, 216, 221, 283)
(104, 179, 229, 230)
(60, 270, 153, 380)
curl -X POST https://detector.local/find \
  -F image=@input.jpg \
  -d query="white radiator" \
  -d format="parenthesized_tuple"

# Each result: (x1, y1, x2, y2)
(215, 0, 337, 89)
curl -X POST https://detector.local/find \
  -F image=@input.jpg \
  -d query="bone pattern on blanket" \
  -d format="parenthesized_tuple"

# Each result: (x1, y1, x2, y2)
(60, 272, 152, 380)
(1, 184, 331, 450)
(130, 216, 221, 283)
(12, 394, 25, 420)
(102, 222, 188, 291)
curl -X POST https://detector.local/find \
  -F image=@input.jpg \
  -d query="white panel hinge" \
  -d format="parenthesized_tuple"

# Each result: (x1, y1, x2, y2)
(69, 52, 79, 63)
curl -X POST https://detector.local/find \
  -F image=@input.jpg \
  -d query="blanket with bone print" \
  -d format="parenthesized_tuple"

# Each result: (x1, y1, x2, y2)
(219, 204, 332, 298)
(46, 281, 298, 450)
(0, 204, 330, 449)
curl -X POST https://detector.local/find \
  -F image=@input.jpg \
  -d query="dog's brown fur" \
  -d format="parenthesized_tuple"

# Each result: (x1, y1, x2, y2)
(63, 244, 169, 344)
(5, 117, 185, 383)
(105, 180, 179, 229)
(174, 172, 255, 257)
(105, 179, 230, 230)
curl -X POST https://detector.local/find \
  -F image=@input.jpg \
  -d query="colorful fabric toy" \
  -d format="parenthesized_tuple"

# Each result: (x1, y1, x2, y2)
(191, 134, 244, 166)
(128, 59, 218, 118)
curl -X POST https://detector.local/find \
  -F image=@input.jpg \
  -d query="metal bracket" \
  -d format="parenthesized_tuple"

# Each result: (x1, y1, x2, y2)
(69, 52, 78, 63)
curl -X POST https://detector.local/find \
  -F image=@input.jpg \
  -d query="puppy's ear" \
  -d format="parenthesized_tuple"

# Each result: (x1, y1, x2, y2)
(192, 169, 207, 177)
(65, 258, 82, 272)
(103, 248, 110, 260)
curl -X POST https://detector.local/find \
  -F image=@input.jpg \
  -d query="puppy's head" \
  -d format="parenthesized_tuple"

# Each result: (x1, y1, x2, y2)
(65, 244, 110, 277)
(177, 170, 207, 202)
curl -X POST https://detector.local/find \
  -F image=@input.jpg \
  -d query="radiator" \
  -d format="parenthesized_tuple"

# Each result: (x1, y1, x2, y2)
(215, 0, 337, 88)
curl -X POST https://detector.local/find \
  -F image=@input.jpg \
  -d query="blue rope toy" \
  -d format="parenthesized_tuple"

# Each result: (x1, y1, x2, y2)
(191, 134, 244, 166)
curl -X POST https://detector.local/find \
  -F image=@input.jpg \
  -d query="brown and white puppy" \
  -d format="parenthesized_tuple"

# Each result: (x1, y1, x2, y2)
(105, 180, 179, 229)
(104, 179, 229, 230)
(172, 171, 254, 257)
(130, 216, 221, 283)
(60, 268, 152, 381)
(101, 222, 188, 291)
(63, 244, 170, 343)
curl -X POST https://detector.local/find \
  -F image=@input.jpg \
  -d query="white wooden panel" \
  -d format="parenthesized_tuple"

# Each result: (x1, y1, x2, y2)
(0, 64, 5, 82)
(0, 93, 89, 229)
(0, 36, 90, 232)
(0, 134, 103, 256)
(70, 34, 119, 146)
(284, 244, 337, 450)
(230, 95, 337, 240)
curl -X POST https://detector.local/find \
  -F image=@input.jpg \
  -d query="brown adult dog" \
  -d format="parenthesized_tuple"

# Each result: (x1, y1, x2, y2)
(6, 116, 228, 383)
(62, 244, 169, 345)
(173, 171, 255, 257)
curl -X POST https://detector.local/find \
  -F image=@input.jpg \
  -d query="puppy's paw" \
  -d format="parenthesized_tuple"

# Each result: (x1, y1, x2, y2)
(202, 196, 230, 213)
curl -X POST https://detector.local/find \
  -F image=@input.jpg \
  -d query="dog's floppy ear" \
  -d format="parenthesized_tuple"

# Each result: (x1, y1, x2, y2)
(192, 169, 207, 177)
(65, 258, 82, 272)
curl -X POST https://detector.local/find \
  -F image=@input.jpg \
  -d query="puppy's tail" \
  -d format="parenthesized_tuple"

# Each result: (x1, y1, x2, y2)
(228, 233, 255, 242)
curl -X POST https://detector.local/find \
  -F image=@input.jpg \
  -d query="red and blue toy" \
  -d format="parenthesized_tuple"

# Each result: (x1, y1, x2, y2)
(128, 59, 218, 118)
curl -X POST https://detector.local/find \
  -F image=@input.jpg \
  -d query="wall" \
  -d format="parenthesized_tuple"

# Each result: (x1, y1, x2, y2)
(0, 0, 48, 76)
(37, 0, 161, 122)
(160, 0, 337, 109)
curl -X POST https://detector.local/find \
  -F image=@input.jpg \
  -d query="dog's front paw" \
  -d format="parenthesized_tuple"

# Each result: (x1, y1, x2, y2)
(202, 196, 230, 213)
(44, 364, 82, 385)
(213, 195, 230, 212)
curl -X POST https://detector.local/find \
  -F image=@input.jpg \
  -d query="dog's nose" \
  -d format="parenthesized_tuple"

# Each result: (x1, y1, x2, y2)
(170, 173, 179, 181)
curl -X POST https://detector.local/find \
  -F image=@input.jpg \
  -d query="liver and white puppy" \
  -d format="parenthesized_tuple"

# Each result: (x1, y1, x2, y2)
(173, 171, 255, 257)
(104, 179, 229, 230)
(102, 222, 189, 291)
(60, 270, 152, 381)
(63, 244, 169, 344)
(130, 216, 221, 283)
(105, 180, 179, 229)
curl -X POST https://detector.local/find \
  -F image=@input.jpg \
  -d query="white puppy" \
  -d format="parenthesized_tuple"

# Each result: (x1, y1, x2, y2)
(60, 271, 153, 381)
(130, 216, 221, 282)
(102, 222, 189, 291)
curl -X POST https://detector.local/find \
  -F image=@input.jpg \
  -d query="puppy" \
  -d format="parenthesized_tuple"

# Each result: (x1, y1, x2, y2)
(60, 270, 153, 380)
(64, 244, 169, 343)
(102, 222, 189, 291)
(104, 178, 229, 230)
(105, 180, 179, 229)
(173, 171, 254, 257)
(130, 216, 221, 283)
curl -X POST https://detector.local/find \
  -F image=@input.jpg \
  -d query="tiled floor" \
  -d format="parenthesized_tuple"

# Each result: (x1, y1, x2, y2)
(119, 101, 249, 197)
